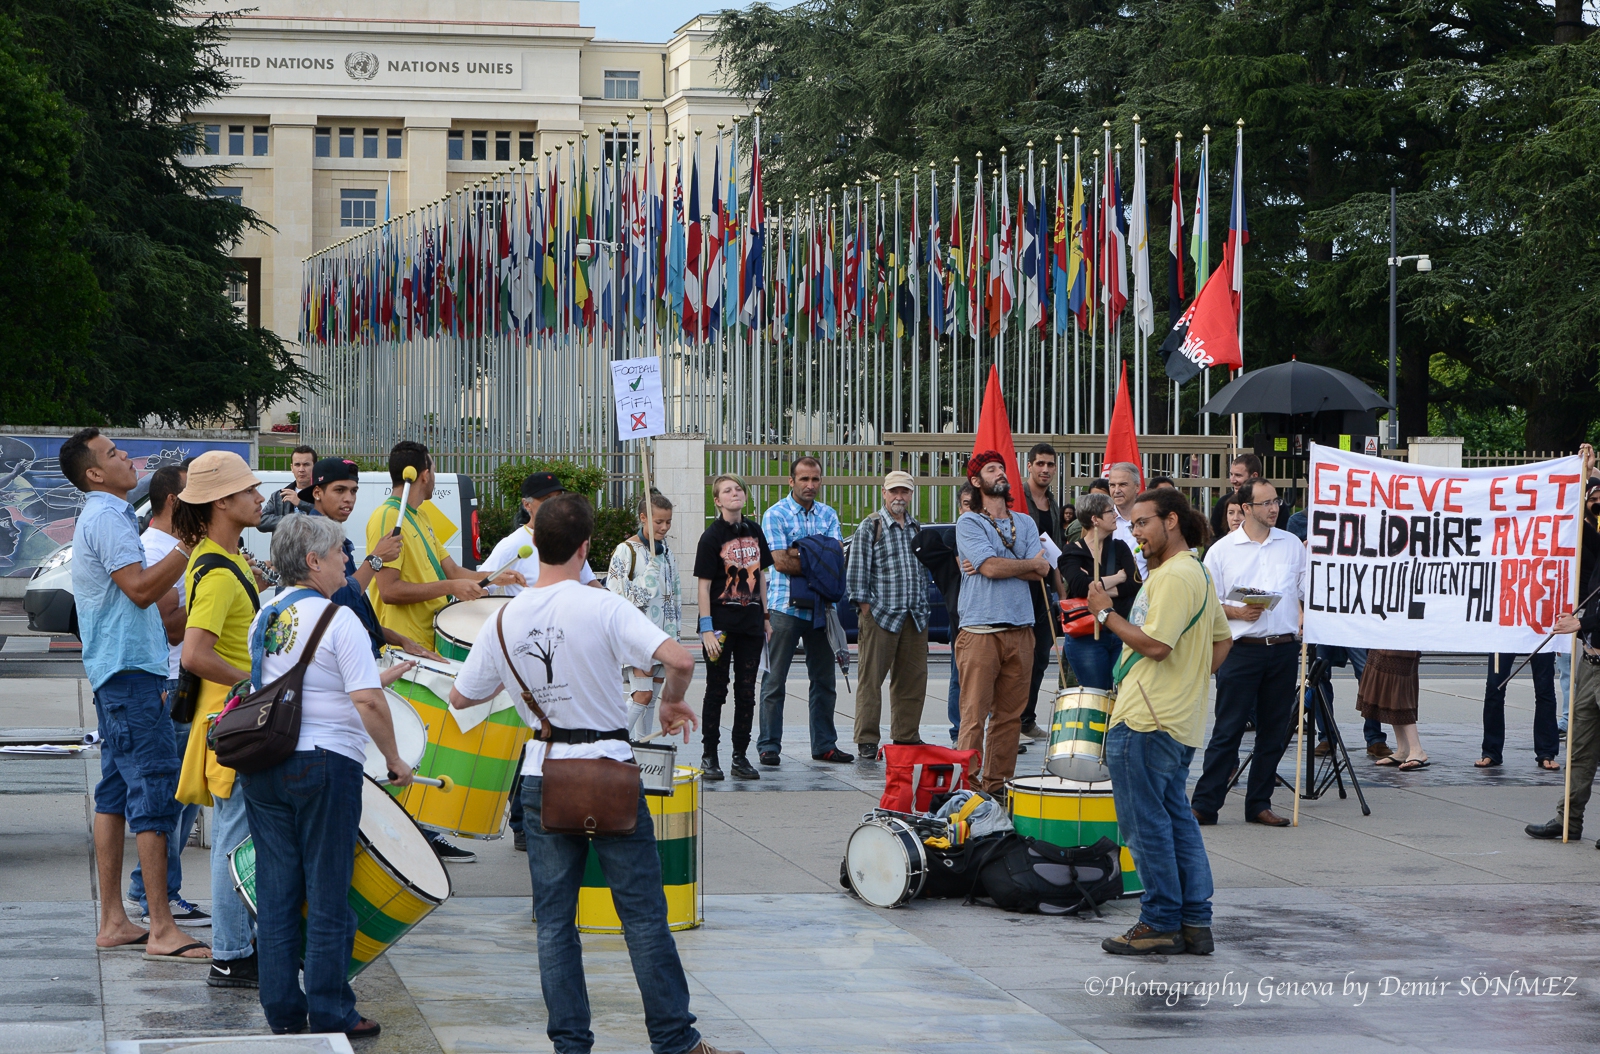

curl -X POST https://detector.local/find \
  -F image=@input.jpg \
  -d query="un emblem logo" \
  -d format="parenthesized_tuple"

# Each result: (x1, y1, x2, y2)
(344, 51, 379, 81)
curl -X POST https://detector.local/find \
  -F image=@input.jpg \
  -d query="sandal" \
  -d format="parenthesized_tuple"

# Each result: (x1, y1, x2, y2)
(1397, 757, 1430, 771)
(1373, 755, 1403, 767)
(1537, 757, 1561, 771)
(143, 941, 212, 963)
(1474, 757, 1500, 768)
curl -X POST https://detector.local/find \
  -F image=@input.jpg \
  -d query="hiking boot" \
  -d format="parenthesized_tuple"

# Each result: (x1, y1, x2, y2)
(701, 756, 724, 781)
(207, 951, 259, 989)
(857, 743, 879, 761)
(1102, 921, 1184, 956)
(1526, 818, 1579, 840)
(1314, 740, 1333, 757)
(1367, 742, 1393, 759)
(1181, 925, 1215, 955)
(729, 754, 759, 780)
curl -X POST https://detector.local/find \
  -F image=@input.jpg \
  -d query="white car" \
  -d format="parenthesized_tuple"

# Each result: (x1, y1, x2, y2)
(23, 470, 482, 636)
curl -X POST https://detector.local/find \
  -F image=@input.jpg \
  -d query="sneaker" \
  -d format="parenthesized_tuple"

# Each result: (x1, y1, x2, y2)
(1102, 921, 1185, 956)
(512, 829, 526, 852)
(684, 1042, 746, 1054)
(432, 837, 477, 863)
(1020, 722, 1048, 741)
(758, 751, 781, 767)
(169, 898, 211, 928)
(702, 756, 725, 782)
(811, 748, 855, 763)
(346, 1018, 381, 1041)
(207, 951, 259, 989)
(857, 743, 879, 760)
(729, 754, 760, 780)
(1181, 925, 1215, 955)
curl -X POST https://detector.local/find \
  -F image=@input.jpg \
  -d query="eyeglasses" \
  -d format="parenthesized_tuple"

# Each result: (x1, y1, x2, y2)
(1242, 498, 1285, 509)
(1129, 516, 1160, 530)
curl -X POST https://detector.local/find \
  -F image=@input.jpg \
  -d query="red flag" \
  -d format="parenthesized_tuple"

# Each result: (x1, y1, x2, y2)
(1101, 361, 1143, 488)
(1158, 263, 1242, 384)
(971, 364, 1029, 515)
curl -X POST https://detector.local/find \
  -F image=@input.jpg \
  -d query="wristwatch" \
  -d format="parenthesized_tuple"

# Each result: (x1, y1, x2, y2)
(1095, 608, 1112, 625)
(366, 553, 384, 572)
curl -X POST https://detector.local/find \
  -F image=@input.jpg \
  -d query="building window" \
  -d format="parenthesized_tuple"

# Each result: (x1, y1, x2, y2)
(315, 127, 331, 157)
(519, 131, 535, 161)
(209, 186, 243, 206)
(340, 188, 377, 227)
(494, 130, 510, 162)
(362, 128, 378, 159)
(602, 131, 640, 166)
(470, 130, 487, 161)
(447, 130, 464, 160)
(253, 125, 269, 155)
(472, 188, 507, 222)
(387, 128, 403, 159)
(228, 124, 245, 155)
(203, 123, 221, 155)
(604, 70, 640, 100)
(338, 127, 355, 158)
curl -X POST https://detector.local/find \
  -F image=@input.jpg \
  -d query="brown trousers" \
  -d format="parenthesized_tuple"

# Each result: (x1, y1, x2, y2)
(953, 626, 1034, 794)
(853, 608, 929, 748)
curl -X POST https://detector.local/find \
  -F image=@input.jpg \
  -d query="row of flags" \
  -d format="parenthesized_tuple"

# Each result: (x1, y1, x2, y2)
(302, 117, 1248, 389)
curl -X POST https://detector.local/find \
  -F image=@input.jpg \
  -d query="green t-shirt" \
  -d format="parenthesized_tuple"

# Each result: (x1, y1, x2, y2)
(184, 538, 257, 677)
(1109, 550, 1232, 748)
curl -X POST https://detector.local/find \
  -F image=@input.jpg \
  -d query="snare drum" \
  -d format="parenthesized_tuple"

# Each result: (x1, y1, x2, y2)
(229, 777, 452, 979)
(632, 741, 677, 796)
(433, 596, 511, 661)
(363, 689, 428, 796)
(1007, 774, 1141, 896)
(843, 816, 928, 908)
(1043, 686, 1113, 783)
(577, 765, 702, 932)
(391, 659, 531, 839)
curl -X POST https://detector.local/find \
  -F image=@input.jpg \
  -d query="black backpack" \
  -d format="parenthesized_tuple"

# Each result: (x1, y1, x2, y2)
(965, 834, 1124, 916)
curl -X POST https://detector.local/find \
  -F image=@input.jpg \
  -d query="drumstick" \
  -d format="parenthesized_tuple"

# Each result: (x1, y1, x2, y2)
(478, 545, 533, 589)
(382, 772, 455, 792)
(391, 466, 418, 537)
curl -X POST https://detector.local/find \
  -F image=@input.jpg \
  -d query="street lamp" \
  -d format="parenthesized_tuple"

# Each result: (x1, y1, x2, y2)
(1386, 187, 1432, 448)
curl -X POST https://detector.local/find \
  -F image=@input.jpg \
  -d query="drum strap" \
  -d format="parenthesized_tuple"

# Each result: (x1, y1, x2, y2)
(493, 607, 626, 745)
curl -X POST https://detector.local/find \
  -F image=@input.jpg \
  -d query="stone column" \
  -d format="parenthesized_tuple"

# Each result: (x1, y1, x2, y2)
(267, 114, 316, 349)
(654, 433, 706, 636)
(405, 117, 452, 209)
(1407, 436, 1463, 468)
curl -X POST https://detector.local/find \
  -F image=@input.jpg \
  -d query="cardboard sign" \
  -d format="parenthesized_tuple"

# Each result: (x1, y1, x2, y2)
(610, 357, 665, 440)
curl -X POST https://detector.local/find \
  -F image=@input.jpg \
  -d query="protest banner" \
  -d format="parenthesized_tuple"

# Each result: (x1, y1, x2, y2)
(609, 357, 666, 440)
(1302, 444, 1584, 653)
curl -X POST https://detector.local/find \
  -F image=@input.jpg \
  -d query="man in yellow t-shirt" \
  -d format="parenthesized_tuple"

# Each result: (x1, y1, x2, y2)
(1087, 488, 1232, 959)
(171, 450, 265, 983)
(364, 442, 524, 648)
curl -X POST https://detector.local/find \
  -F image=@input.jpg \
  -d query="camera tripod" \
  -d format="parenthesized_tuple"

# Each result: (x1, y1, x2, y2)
(1222, 655, 1370, 815)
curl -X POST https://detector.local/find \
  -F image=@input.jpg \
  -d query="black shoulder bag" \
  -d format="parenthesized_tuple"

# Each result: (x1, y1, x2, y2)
(208, 603, 337, 775)
(169, 554, 260, 723)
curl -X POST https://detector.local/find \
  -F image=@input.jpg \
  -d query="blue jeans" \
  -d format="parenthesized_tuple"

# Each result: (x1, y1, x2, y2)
(947, 657, 961, 742)
(240, 750, 364, 1034)
(210, 788, 257, 961)
(129, 682, 200, 910)
(1306, 647, 1386, 747)
(757, 610, 839, 756)
(521, 777, 699, 1054)
(1062, 630, 1123, 691)
(1557, 651, 1571, 731)
(1482, 652, 1560, 763)
(1105, 724, 1213, 932)
(92, 671, 180, 834)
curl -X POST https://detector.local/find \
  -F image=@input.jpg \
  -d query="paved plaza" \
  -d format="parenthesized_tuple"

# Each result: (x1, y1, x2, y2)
(2, 649, 1596, 1054)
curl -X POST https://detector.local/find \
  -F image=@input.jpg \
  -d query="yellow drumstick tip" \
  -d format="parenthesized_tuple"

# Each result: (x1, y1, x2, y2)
(518, 545, 533, 558)
(402, 466, 418, 483)
(437, 774, 455, 793)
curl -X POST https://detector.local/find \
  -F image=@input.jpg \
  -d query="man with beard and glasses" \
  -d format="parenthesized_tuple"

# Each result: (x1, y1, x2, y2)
(953, 451, 1050, 796)
(847, 471, 929, 758)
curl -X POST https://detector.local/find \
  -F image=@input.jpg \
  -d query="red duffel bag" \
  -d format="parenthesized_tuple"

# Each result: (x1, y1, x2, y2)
(878, 743, 983, 813)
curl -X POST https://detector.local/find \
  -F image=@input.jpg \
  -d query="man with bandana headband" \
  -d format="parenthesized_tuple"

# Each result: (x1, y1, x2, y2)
(953, 451, 1050, 795)
(846, 471, 930, 758)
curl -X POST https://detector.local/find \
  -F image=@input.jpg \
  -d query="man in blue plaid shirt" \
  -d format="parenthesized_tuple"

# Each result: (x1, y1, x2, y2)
(846, 471, 929, 757)
(756, 457, 852, 766)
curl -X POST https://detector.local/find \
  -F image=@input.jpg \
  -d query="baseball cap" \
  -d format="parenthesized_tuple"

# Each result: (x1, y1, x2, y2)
(178, 451, 261, 505)
(884, 470, 915, 491)
(300, 457, 361, 502)
(522, 472, 564, 500)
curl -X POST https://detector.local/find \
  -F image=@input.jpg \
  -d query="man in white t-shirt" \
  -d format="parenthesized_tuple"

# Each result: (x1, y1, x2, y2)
(448, 494, 737, 1054)
(480, 472, 600, 595)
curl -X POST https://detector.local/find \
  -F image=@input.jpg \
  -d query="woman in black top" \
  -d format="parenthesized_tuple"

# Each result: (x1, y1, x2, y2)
(1058, 492, 1139, 689)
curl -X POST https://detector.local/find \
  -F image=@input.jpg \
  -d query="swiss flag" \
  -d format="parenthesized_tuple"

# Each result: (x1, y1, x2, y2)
(971, 364, 1029, 515)
(1101, 361, 1143, 488)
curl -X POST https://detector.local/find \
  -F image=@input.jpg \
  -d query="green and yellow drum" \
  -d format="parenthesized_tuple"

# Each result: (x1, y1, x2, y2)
(389, 658, 531, 839)
(1043, 686, 1113, 783)
(229, 776, 452, 979)
(1007, 774, 1142, 897)
(576, 765, 702, 933)
(433, 597, 511, 661)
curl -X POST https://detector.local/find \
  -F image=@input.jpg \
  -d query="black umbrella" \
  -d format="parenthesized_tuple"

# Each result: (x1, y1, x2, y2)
(1198, 360, 1389, 416)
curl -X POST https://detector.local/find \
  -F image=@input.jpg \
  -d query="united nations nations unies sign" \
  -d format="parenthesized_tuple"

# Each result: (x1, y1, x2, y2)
(217, 44, 521, 88)
(1303, 445, 1584, 652)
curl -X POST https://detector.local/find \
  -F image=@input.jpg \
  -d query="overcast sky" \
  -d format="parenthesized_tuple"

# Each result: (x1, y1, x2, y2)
(582, 1, 802, 42)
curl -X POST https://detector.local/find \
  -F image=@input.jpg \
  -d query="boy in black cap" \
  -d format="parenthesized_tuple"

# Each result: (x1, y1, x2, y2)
(481, 472, 600, 595)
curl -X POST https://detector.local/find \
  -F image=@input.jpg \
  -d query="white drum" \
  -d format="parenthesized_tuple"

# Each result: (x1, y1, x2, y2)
(632, 742, 678, 796)
(844, 817, 927, 908)
(363, 688, 428, 785)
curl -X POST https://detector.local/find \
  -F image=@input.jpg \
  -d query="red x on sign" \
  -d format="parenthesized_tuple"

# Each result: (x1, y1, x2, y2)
(630, 411, 648, 431)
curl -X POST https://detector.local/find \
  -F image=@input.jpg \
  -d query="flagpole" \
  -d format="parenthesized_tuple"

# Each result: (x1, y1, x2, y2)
(1233, 117, 1246, 452)
(1199, 125, 1211, 444)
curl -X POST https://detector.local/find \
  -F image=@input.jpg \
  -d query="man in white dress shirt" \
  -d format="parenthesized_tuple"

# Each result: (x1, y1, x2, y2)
(481, 472, 602, 595)
(1191, 478, 1307, 827)
(1106, 462, 1149, 578)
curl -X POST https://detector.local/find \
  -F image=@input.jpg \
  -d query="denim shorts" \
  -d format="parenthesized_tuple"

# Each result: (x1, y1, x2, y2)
(93, 671, 181, 834)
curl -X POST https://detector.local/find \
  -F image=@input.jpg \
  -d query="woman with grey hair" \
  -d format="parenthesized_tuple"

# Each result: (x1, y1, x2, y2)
(236, 513, 418, 1040)
(1058, 492, 1140, 689)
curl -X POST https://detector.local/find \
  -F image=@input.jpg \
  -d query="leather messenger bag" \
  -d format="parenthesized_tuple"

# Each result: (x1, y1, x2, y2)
(495, 608, 640, 836)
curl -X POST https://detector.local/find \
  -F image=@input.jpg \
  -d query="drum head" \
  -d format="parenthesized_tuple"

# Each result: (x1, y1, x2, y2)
(845, 820, 917, 909)
(364, 690, 429, 781)
(1052, 686, 1112, 704)
(435, 597, 511, 647)
(1009, 774, 1111, 795)
(359, 778, 451, 902)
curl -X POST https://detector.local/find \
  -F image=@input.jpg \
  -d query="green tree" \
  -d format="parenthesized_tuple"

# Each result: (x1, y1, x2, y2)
(0, 0, 310, 426)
